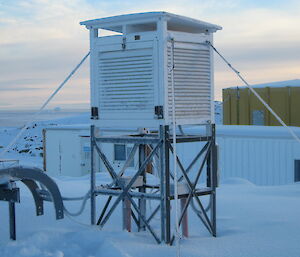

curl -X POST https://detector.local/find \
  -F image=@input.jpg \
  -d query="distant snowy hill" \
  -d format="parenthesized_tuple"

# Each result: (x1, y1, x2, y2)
(0, 113, 89, 166)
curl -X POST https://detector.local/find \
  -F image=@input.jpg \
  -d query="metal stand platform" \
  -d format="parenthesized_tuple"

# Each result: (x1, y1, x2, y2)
(90, 124, 217, 244)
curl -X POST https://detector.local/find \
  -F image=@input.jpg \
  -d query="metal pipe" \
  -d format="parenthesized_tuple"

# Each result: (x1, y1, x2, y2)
(95, 188, 161, 200)
(95, 136, 160, 144)
(159, 126, 166, 242)
(97, 196, 112, 225)
(90, 125, 96, 225)
(138, 144, 147, 231)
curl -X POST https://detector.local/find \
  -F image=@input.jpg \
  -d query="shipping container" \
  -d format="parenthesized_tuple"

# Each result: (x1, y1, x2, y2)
(223, 79, 300, 127)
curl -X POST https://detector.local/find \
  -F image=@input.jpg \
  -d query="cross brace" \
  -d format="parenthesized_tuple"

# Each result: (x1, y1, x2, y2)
(90, 124, 217, 244)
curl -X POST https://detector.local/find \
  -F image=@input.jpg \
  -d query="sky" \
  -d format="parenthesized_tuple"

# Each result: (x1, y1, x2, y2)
(0, 0, 299, 110)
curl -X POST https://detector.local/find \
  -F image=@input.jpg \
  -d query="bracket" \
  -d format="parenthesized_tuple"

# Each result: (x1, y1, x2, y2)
(0, 166, 65, 240)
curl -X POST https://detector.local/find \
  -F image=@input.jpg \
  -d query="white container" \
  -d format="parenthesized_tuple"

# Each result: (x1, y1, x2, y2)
(43, 125, 91, 177)
(43, 126, 139, 177)
(80, 12, 221, 128)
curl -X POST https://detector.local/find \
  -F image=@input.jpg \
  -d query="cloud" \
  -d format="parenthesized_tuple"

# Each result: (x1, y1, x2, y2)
(0, 0, 299, 107)
(209, 5, 300, 99)
(0, 78, 46, 88)
(0, 87, 44, 92)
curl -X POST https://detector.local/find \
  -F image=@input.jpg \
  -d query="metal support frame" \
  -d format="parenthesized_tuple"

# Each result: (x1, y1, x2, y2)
(9, 201, 16, 240)
(138, 144, 147, 231)
(90, 124, 217, 244)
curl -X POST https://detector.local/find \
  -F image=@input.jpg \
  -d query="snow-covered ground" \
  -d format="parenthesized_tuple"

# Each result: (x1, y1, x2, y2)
(1, 107, 300, 257)
(0, 175, 299, 257)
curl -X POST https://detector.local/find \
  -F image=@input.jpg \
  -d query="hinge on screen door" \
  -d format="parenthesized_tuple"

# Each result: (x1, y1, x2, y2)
(91, 107, 99, 120)
(154, 106, 164, 119)
(122, 37, 126, 50)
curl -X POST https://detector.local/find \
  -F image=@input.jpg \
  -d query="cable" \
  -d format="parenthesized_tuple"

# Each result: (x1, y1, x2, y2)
(62, 195, 88, 201)
(169, 38, 181, 257)
(38, 187, 95, 228)
(191, 197, 211, 214)
(0, 52, 90, 158)
(178, 125, 185, 136)
(64, 211, 101, 229)
(206, 41, 300, 145)
(38, 187, 91, 217)
(62, 190, 91, 217)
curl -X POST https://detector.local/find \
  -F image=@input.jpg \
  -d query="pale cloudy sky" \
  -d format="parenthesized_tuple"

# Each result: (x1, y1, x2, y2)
(0, 0, 299, 109)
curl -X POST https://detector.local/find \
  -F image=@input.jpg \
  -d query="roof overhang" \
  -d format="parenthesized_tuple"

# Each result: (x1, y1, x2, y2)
(80, 12, 222, 33)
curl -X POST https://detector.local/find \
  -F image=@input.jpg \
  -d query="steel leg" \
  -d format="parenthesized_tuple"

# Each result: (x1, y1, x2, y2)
(159, 126, 166, 242)
(211, 125, 217, 236)
(90, 125, 96, 225)
(138, 144, 146, 231)
(164, 127, 171, 244)
(9, 202, 16, 240)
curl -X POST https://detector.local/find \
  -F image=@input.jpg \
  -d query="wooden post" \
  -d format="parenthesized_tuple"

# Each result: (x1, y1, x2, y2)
(180, 197, 188, 237)
(122, 197, 131, 232)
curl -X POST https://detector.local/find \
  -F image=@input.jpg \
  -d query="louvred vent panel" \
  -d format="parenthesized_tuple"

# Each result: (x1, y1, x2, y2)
(98, 49, 154, 111)
(168, 45, 211, 120)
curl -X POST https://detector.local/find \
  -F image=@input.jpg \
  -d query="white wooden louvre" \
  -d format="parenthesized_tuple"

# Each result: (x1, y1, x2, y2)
(167, 42, 211, 121)
(98, 48, 154, 111)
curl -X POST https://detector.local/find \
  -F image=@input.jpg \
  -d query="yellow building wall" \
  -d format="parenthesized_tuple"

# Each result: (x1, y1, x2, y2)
(238, 88, 250, 125)
(222, 86, 300, 127)
(222, 88, 231, 124)
(268, 88, 288, 126)
(290, 87, 300, 127)
(248, 88, 269, 125)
